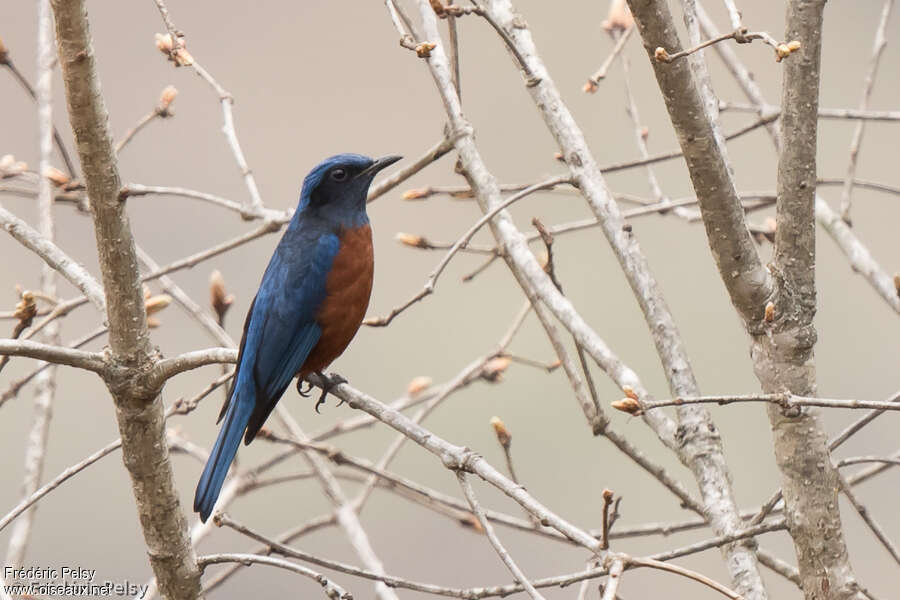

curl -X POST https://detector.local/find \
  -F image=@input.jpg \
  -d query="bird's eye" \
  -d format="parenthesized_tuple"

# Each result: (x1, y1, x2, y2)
(330, 168, 348, 182)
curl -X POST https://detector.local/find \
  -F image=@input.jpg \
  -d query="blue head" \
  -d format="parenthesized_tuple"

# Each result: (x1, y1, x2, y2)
(297, 153, 401, 227)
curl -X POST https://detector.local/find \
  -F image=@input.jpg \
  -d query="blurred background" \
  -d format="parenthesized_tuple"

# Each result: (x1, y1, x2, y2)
(1, 1, 898, 598)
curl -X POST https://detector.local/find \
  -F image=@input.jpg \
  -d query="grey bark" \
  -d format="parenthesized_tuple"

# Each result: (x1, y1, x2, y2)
(752, 2, 865, 598)
(484, 1, 767, 597)
(626, 0, 866, 598)
(49, 1, 202, 598)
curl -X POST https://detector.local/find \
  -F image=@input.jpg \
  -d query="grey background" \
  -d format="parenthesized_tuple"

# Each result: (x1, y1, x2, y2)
(1, 1, 898, 598)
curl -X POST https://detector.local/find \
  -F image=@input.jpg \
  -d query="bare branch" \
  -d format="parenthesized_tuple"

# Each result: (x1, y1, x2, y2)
(365, 175, 571, 326)
(719, 101, 900, 122)
(621, 391, 900, 413)
(311, 371, 604, 553)
(0, 205, 105, 311)
(114, 86, 177, 155)
(367, 137, 454, 202)
(625, 0, 772, 325)
(0, 339, 105, 372)
(273, 410, 399, 600)
(149, 347, 236, 387)
(481, 2, 766, 596)
(838, 0, 894, 224)
(837, 473, 900, 566)
(0, 438, 122, 533)
(585, 25, 634, 88)
(627, 556, 742, 599)
(6, 4, 59, 564)
(50, 1, 202, 597)
(196, 554, 351, 599)
(698, 5, 900, 317)
(457, 473, 546, 600)
(653, 26, 798, 64)
(600, 560, 624, 600)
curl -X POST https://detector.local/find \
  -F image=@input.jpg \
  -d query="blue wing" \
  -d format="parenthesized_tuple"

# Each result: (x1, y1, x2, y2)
(241, 231, 340, 441)
(194, 230, 339, 522)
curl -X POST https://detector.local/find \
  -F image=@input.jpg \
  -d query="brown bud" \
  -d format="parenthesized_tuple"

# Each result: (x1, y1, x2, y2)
(43, 166, 70, 187)
(429, 0, 446, 16)
(602, 488, 614, 503)
(415, 42, 437, 58)
(894, 273, 900, 296)
(0, 36, 8, 65)
(145, 294, 172, 316)
(209, 270, 234, 319)
(402, 187, 431, 200)
(460, 513, 484, 533)
(602, 0, 634, 32)
(155, 33, 193, 66)
(490, 416, 511, 448)
(482, 356, 511, 382)
(583, 80, 598, 94)
(155, 33, 173, 53)
(654, 47, 671, 63)
(611, 397, 642, 415)
(640, 126, 650, 140)
(407, 376, 433, 396)
(158, 85, 178, 112)
(173, 47, 194, 67)
(553, 151, 564, 162)
(764, 301, 775, 323)
(775, 41, 801, 62)
(395, 232, 430, 249)
(14, 291, 37, 324)
(0, 154, 28, 178)
(622, 385, 638, 401)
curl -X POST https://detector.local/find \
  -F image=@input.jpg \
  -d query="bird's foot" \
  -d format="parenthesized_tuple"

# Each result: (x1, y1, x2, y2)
(314, 371, 348, 413)
(296, 378, 314, 398)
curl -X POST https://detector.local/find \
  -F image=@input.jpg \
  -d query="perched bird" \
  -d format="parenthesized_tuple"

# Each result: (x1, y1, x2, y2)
(194, 153, 400, 522)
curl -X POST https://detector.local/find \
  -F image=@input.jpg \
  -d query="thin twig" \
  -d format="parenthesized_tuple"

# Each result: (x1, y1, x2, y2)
(6, 2, 58, 565)
(367, 137, 454, 202)
(719, 101, 900, 122)
(585, 25, 634, 87)
(457, 472, 547, 600)
(196, 554, 351, 599)
(653, 27, 796, 64)
(151, 0, 265, 216)
(626, 392, 900, 413)
(600, 560, 624, 600)
(0, 438, 122, 533)
(837, 472, 900, 565)
(365, 175, 571, 326)
(838, 0, 894, 224)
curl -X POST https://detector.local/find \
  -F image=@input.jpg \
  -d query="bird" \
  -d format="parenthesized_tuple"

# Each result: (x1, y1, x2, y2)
(194, 153, 401, 522)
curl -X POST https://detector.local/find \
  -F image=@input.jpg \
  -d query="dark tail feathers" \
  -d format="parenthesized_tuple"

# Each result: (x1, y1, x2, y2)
(193, 393, 252, 522)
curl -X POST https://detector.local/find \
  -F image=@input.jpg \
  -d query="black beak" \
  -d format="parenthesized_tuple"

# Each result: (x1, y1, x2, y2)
(358, 155, 402, 179)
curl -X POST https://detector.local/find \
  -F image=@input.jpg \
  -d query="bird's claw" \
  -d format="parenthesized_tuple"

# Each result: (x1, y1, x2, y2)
(314, 372, 348, 413)
(296, 378, 313, 398)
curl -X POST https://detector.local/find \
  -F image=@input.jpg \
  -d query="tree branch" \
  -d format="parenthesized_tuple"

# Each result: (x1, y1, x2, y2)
(625, 0, 773, 326)
(457, 472, 546, 600)
(50, 1, 202, 597)
(479, 2, 766, 596)
(196, 554, 350, 600)
(0, 339, 105, 372)
(0, 205, 105, 311)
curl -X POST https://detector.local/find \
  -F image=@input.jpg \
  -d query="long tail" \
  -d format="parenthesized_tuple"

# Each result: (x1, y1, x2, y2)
(193, 383, 254, 522)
